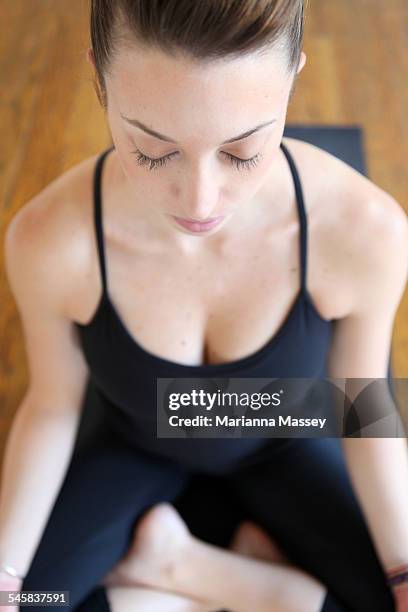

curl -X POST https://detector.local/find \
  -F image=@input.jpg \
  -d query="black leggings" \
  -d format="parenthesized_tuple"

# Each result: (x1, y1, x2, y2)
(21, 384, 395, 612)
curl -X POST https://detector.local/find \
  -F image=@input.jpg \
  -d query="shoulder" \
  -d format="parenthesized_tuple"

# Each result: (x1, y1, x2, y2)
(343, 191, 408, 316)
(283, 135, 406, 226)
(5, 152, 100, 319)
(282, 136, 408, 314)
(281, 135, 390, 209)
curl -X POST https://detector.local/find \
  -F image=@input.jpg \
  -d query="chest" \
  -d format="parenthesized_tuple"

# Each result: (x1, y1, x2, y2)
(96, 220, 320, 367)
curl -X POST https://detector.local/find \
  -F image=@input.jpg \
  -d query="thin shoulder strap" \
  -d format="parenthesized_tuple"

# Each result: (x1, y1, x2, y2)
(279, 140, 307, 294)
(93, 146, 115, 296)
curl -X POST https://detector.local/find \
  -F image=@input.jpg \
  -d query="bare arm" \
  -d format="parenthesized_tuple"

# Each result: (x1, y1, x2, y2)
(327, 193, 408, 596)
(0, 196, 89, 584)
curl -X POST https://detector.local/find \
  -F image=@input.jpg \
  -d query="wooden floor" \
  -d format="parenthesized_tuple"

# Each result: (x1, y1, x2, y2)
(1, 0, 407, 449)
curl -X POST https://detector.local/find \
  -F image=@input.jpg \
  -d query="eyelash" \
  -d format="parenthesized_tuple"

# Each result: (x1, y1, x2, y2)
(130, 148, 262, 172)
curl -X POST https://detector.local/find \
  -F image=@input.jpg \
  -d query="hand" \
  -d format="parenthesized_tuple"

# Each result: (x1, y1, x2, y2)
(0, 572, 23, 612)
(392, 584, 408, 612)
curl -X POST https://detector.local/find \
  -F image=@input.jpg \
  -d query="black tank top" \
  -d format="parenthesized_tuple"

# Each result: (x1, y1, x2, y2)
(75, 141, 333, 474)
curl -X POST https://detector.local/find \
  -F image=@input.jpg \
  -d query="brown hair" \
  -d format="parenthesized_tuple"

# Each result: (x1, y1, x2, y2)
(90, 0, 305, 109)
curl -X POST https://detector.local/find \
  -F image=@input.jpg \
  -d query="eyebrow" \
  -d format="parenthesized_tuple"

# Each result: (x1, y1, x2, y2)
(120, 113, 277, 145)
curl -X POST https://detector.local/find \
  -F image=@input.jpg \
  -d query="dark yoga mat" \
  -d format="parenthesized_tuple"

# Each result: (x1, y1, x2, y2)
(283, 124, 367, 176)
(283, 123, 396, 412)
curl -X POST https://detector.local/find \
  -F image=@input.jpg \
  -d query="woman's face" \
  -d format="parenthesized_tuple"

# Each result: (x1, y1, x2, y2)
(93, 44, 306, 239)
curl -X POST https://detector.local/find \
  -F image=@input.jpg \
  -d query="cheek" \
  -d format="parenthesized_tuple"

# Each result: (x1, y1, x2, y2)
(110, 141, 155, 196)
(109, 130, 133, 174)
(110, 123, 140, 174)
(168, 182, 180, 198)
(114, 149, 136, 182)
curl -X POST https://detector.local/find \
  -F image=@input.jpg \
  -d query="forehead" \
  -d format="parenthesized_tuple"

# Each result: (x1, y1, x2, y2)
(107, 44, 291, 125)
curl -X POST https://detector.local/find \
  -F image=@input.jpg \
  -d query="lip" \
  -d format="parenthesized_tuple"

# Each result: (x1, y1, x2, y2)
(171, 215, 225, 233)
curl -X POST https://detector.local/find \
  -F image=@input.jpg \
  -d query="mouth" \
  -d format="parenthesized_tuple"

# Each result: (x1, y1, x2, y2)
(171, 215, 225, 233)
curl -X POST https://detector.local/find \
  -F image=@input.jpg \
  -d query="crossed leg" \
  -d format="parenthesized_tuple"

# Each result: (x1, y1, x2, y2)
(101, 503, 326, 612)
(97, 437, 397, 612)
(19, 383, 396, 612)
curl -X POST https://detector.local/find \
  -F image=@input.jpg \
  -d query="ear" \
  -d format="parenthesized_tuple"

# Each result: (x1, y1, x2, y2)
(296, 51, 307, 74)
(86, 47, 95, 68)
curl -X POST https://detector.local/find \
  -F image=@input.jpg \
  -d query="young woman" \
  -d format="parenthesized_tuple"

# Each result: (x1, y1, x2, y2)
(1, 1, 408, 611)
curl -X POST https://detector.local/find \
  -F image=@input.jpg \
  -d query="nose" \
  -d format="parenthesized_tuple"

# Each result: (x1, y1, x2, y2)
(179, 174, 221, 221)
(178, 202, 221, 221)
(179, 188, 220, 221)
(179, 189, 221, 220)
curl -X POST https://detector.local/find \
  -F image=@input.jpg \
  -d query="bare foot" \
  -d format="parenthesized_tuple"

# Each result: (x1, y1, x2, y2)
(101, 502, 192, 591)
(100, 510, 325, 612)
(230, 520, 290, 564)
(101, 509, 290, 590)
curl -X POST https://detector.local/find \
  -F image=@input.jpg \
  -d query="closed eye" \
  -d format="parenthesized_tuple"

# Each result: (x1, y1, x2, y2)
(130, 148, 262, 172)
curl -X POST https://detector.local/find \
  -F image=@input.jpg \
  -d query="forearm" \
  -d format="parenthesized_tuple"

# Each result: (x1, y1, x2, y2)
(341, 436, 408, 571)
(0, 400, 81, 576)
